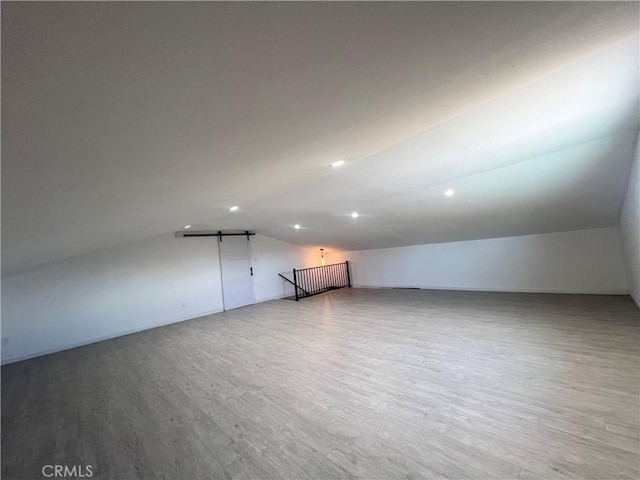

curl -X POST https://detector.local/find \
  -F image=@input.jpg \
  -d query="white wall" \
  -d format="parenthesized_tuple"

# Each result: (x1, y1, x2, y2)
(251, 234, 318, 302)
(1, 233, 316, 364)
(620, 131, 640, 306)
(328, 227, 629, 295)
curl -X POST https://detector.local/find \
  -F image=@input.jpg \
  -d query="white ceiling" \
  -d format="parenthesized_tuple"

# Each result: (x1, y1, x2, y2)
(2, 2, 639, 276)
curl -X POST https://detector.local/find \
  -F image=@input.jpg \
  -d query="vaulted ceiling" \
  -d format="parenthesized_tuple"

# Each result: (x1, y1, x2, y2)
(2, 2, 639, 276)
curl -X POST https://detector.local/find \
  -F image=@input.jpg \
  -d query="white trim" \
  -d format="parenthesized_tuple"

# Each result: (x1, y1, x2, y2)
(0, 308, 223, 365)
(1, 290, 299, 365)
(5, 283, 632, 365)
(217, 236, 226, 310)
(351, 284, 630, 295)
(2, 287, 300, 366)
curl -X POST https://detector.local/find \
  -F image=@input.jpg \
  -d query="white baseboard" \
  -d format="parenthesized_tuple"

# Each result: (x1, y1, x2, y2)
(2, 290, 303, 366)
(2, 290, 301, 366)
(4, 285, 634, 366)
(352, 284, 630, 295)
(1, 308, 224, 366)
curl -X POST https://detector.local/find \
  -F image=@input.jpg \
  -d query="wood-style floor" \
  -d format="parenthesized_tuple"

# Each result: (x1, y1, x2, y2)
(2, 288, 639, 480)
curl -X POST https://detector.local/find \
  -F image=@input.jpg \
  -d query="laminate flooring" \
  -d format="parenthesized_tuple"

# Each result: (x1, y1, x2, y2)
(2, 288, 639, 479)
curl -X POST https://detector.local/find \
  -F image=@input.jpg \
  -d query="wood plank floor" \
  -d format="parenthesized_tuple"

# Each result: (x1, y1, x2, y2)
(2, 288, 639, 480)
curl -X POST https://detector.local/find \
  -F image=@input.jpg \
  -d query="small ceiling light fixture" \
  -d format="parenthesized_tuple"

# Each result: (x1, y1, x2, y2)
(184, 225, 191, 229)
(330, 160, 345, 168)
(351, 211, 359, 218)
(445, 189, 455, 197)
(229, 206, 239, 212)
(294, 224, 301, 229)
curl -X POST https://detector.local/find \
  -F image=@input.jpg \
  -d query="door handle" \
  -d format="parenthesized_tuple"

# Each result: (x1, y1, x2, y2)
(250, 267, 253, 276)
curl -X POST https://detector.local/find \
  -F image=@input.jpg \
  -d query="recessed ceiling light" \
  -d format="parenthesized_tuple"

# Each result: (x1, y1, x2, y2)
(330, 160, 345, 167)
(445, 189, 455, 197)
(351, 212, 359, 218)
(184, 225, 191, 229)
(294, 224, 301, 229)
(229, 206, 239, 212)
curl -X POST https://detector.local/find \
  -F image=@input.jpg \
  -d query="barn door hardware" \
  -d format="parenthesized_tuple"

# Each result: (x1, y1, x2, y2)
(176, 231, 256, 239)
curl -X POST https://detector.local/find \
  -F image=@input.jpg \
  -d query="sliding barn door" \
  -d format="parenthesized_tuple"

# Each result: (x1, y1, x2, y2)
(219, 236, 255, 310)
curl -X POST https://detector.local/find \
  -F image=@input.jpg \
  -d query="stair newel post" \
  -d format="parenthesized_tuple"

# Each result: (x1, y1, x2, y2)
(345, 261, 352, 288)
(293, 268, 299, 301)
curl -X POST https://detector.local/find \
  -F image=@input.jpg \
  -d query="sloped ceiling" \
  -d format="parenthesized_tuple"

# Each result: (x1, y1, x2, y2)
(2, 2, 639, 276)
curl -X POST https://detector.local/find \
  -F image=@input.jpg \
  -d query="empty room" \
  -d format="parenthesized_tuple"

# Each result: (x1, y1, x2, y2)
(2, 2, 639, 479)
